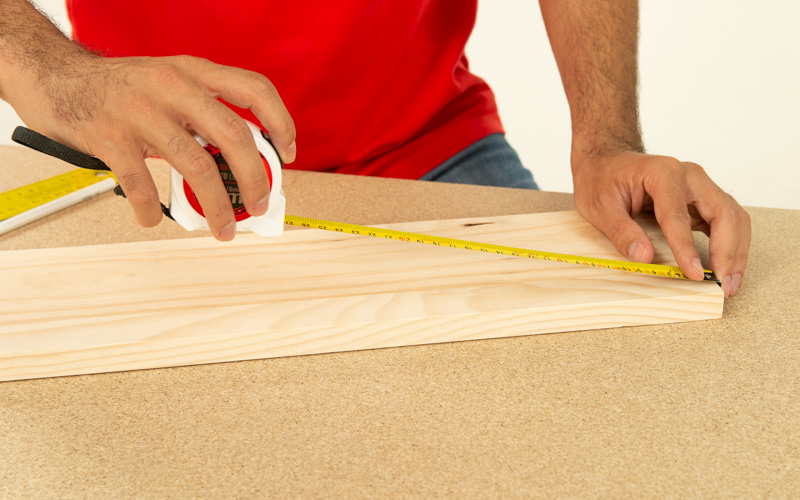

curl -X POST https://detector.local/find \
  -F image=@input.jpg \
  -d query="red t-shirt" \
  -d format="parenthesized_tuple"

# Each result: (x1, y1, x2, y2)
(66, 1, 504, 179)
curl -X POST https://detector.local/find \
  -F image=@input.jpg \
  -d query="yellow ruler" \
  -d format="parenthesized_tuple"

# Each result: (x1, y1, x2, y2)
(0, 169, 115, 221)
(285, 215, 717, 282)
(0, 169, 117, 236)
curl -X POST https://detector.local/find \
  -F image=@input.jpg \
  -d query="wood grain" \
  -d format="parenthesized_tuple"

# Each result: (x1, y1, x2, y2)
(0, 211, 723, 381)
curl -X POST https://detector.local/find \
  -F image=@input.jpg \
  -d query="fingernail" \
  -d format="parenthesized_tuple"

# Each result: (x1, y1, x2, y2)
(253, 194, 269, 216)
(285, 140, 296, 163)
(219, 221, 236, 241)
(730, 273, 743, 296)
(692, 258, 705, 280)
(721, 275, 732, 298)
(628, 241, 641, 261)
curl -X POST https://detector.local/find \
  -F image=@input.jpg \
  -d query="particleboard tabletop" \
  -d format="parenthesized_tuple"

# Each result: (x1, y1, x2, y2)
(1, 145, 798, 498)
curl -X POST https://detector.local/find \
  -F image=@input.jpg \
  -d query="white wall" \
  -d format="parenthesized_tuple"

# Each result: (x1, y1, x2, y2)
(466, 1, 800, 209)
(2, 1, 798, 210)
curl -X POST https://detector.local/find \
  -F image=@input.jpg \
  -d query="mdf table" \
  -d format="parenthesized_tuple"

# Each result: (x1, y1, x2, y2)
(1, 146, 798, 498)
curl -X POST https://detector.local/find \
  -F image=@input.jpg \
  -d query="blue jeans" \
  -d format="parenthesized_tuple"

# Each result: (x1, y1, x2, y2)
(419, 133, 539, 189)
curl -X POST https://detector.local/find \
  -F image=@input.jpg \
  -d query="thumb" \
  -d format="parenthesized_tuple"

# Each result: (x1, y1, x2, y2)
(586, 207, 654, 264)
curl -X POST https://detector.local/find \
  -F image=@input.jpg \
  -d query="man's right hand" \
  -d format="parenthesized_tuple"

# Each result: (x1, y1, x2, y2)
(0, 1, 295, 241)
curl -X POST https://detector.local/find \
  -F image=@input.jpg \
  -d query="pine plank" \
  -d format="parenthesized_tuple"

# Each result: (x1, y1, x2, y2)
(0, 211, 723, 381)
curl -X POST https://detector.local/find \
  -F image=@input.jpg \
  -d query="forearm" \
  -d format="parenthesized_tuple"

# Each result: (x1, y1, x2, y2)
(539, 0, 644, 160)
(0, 0, 96, 126)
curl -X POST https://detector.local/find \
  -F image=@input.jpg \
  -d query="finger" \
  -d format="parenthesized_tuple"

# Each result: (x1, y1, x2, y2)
(707, 204, 751, 298)
(646, 171, 705, 280)
(685, 164, 751, 296)
(150, 124, 236, 241)
(730, 225, 750, 296)
(585, 202, 655, 264)
(177, 95, 271, 217)
(103, 146, 163, 227)
(181, 58, 297, 164)
(688, 205, 711, 236)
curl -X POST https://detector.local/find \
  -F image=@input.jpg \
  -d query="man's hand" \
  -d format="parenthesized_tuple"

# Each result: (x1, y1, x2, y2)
(572, 150, 750, 297)
(22, 55, 297, 241)
(539, 0, 750, 296)
(0, 0, 295, 241)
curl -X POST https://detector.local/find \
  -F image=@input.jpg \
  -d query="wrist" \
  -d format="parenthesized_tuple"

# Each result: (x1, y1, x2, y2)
(570, 133, 645, 174)
(0, 1, 97, 128)
(6, 48, 102, 136)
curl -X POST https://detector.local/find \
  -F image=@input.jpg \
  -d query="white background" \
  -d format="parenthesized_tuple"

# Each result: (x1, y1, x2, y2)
(2, 1, 798, 209)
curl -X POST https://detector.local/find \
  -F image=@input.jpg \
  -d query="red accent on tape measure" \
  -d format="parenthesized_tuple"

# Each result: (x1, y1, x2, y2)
(183, 144, 273, 222)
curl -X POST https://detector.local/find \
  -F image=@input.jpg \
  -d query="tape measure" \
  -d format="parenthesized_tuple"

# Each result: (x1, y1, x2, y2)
(5, 126, 718, 283)
(285, 215, 718, 282)
(0, 169, 115, 221)
(0, 172, 716, 282)
(168, 120, 286, 236)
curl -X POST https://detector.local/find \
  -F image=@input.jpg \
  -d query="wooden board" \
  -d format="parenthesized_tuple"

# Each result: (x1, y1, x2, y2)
(0, 211, 723, 381)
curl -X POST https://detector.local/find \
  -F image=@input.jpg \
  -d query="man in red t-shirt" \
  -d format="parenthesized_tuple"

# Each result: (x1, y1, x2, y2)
(0, 0, 750, 298)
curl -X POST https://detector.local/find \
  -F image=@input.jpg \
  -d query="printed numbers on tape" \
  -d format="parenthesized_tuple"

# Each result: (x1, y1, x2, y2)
(0, 171, 717, 283)
(0, 169, 115, 221)
(285, 215, 719, 283)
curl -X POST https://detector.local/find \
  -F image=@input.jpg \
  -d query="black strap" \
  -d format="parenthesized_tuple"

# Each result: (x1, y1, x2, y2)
(12, 127, 111, 171)
(11, 126, 174, 220)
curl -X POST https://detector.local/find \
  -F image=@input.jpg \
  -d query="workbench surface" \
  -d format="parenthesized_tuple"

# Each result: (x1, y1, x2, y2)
(1, 145, 798, 498)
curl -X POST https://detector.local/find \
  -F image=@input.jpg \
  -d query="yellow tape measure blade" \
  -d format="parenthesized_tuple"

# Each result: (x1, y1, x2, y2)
(0, 169, 115, 221)
(284, 214, 717, 282)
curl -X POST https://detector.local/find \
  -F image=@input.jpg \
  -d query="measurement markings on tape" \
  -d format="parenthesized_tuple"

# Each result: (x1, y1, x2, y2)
(0, 169, 717, 283)
(284, 215, 718, 282)
(0, 169, 115, 221)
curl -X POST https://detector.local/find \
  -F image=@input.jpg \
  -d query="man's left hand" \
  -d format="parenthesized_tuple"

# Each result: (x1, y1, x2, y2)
(572, 150, 751, 298)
